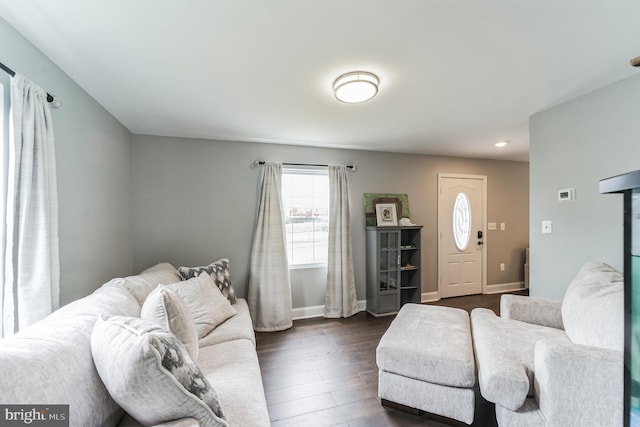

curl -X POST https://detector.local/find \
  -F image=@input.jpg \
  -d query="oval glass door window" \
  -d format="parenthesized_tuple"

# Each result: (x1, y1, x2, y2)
(453, 192, 472, 251)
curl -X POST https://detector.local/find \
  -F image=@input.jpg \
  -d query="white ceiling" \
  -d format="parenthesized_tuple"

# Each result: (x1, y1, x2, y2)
(1, 0, 639, 162)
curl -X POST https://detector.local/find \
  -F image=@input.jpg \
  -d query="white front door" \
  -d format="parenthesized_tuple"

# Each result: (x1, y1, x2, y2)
(438, 174, 486, 298)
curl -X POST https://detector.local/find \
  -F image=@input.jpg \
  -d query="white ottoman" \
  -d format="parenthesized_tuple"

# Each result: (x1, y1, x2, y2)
(376, 304, 477, 425)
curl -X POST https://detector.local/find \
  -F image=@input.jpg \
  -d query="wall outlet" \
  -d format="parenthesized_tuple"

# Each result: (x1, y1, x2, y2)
(500, 222, 506, 231)
(500, 263, 505, 272)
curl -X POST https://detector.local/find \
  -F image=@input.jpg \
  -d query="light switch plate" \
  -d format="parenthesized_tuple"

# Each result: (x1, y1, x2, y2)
(488, 222, 497, 231)
(541, 220, 553, 234)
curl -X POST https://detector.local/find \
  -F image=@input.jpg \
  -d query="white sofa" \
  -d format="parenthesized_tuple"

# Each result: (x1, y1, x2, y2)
(0, 262, 270, 427)
(471, 261, 624, 426)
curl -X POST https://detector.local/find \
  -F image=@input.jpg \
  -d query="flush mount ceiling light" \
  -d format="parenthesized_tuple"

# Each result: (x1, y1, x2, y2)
(495, 140, 509, 148)
(333, 71, 379, 103)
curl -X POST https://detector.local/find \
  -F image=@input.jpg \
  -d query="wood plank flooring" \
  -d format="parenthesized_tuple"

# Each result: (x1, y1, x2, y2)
(255, 290, 528, 426)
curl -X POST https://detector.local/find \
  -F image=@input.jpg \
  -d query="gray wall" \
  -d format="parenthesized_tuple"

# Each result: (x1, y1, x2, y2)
(529, 73, 640, 300)
(1, 18, 134, 304)
(132, 135, 529, 308)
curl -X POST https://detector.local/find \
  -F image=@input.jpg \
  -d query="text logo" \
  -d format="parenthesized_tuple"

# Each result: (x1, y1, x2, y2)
(0, 405, 68, 426)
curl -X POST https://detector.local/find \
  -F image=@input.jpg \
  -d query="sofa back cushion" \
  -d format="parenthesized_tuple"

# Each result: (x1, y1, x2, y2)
(562, 262, 623, 351)
(110, 262, 182, 306)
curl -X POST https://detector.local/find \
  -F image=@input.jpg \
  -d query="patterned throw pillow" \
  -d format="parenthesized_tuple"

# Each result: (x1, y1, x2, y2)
(178, 258, 237, 304)
(91, 316, 228, 427)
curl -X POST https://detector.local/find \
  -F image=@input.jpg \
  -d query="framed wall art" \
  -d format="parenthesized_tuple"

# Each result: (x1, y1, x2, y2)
(376, 203, 398, 226)
(363, 193, 410, 226)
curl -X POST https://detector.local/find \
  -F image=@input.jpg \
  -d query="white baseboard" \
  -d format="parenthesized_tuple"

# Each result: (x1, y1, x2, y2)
(291, 285, 524, 319)
(485, 281, 526, 295)
(292, 300, 367, 320)
(421, 291, 440, 303)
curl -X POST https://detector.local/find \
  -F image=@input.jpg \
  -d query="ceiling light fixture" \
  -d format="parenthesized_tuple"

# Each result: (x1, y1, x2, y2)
(495, 141, 509, 148)
(333, 71, 379, 103)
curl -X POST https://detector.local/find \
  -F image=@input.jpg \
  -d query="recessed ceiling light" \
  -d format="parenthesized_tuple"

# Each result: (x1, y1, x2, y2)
(495, 141, 509, 148)
(333, 71, 379, 103)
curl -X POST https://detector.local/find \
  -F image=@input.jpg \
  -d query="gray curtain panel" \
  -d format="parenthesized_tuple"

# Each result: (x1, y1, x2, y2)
(324, 165, 358, 318)
(248, 162, 292, 332)
(2, 74, 59, 337)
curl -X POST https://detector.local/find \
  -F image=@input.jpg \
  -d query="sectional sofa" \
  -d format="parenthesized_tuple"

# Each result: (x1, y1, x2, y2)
(378, 261, 624, 426)
(0, 261, 270, 427)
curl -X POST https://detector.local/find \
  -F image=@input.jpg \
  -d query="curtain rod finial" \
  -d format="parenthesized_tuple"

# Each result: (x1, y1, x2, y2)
(49, 96, 62, 109)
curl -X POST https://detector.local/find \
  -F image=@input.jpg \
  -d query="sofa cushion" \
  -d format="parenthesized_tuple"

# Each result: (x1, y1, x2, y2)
(178, 259, 237, 304)
(197, 339, 271, 427)
(166, 272, 237, 338)
(376, 304, 475, 388)
(107, 262, 182, 306)
(471, 308, 570, 411)
(141, 284, 199, 359)
(562, 261, 623, 351)
(91, 316, 229, 427)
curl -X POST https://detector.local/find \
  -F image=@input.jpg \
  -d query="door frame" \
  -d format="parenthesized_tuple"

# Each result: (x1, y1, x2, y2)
(437, 173, 488, 297)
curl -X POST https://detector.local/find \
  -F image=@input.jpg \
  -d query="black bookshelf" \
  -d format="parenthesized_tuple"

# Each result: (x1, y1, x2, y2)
(600, 169, 640, 427)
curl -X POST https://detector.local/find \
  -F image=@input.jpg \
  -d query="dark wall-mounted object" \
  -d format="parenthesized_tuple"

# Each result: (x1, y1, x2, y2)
(600, 169, 640, 427)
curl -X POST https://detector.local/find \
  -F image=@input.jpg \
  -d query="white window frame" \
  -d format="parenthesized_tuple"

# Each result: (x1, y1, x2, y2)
(281, 166, 329, 269)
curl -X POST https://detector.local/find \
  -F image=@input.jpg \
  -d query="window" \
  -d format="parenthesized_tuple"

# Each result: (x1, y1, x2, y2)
(452, 191, 471, 251)
(281, 167, 329, 267)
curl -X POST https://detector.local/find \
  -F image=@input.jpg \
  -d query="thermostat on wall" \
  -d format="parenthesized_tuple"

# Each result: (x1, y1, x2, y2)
(558, 188, 575, 201)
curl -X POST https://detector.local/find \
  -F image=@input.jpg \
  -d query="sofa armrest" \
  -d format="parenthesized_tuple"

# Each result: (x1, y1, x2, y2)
(534, 339, 623, 427)
(500, 294, 563, 330)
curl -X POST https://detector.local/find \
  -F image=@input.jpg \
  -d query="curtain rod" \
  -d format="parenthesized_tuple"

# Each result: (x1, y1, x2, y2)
(253, 160, 356, 172)
(0, 61, 57, 104)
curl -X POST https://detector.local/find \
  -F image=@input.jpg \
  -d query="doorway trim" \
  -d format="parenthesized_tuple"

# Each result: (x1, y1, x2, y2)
(437, 173, 488, 298)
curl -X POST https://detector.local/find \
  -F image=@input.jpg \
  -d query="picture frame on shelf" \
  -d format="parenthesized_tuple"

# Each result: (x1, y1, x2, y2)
(376, 203, 398, 226)
(363, 193, 410, 226)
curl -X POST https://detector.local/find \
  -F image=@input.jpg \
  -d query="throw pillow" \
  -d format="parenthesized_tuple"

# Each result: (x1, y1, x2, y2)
(178, 258, 237, 304)
(562, 261, 624, 351)
(166, 272, 237, 338)
(91, 316, 228, 427)
(141, 284, 199, 360)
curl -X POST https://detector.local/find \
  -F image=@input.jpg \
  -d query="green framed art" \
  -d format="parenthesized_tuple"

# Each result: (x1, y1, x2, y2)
(363, 193, 410, 227)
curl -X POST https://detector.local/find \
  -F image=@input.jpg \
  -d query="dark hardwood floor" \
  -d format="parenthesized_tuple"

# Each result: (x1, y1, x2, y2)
(255, 290, 528, 426)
